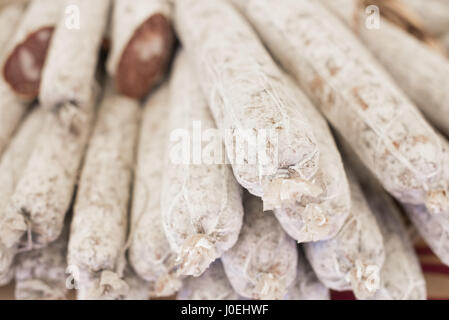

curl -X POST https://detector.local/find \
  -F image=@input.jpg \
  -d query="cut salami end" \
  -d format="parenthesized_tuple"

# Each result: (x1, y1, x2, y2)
(116, 13, 174, 99)
(3, 26, 54, 100)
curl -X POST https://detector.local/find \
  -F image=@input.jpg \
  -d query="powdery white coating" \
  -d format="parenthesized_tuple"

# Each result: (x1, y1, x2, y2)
(0, 3, 24, 50)
(174, 0, 320, 210)
(0, 108, 43, 215)
(2, 0, 62, 60)
(339, 135, 427, 300)
(0, 92, 27, 159)
(39, 0, 110, 112)
(77, 269, 129, 300)
(120, 268, 152, 300)
(221, 195, 298, 300)
(77, 266, 151, 300)
(0, 2, 27, 157)
(304, 172, 385, 299)
(0, 82, 27, 159)
(405, 0, 449, 35)
(323, 0, 449, 145)
(107, 0, 171, 75)
(129, 85, 182, 297)
(403, 203, 449, 267)
(0, 108, 44, 281)
(234, 0, 448, 215)
(14, 231, 68, 300)
(273, 75, 350, 243)
(0, 265, 13, 286)
(177, 260, 239, 300)
(3, 93, 97, 252)
(68, 89, 139, 275)
(284, 249, 330, 300)
(1, 0, 63, 99)
(358, 177, 426, 300)
(162, 51, 244, 277)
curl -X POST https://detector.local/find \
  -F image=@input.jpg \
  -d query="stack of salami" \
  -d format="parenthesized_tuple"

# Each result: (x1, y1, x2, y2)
(0, 0, 448, 300)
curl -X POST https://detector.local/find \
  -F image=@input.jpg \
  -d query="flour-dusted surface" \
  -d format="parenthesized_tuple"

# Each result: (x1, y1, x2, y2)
(404, 203, 449, 267)
(174, 0, 320, 210)
(107, 0, 171, 75)
(284, 248, 329, 300)
(222, 194, 297, 300)
(340, 138, 427, 299)
(323, 0, 449, 143)
(0, 82, 27, 161)
(177, 260, 239, 300)
(0, 2, 24, 51)
(273, 75, 350, 243)
(2, 0, 63, 100)
(0, 108, 44, 282)
(0, 108, 43, 220)
(1, 0, 57, 47)
(359, 176, 426, 300)
(107, 0, 174, 99)
(68, 88, 139, 277)
(3, 92, 97, 263)
(162, 51, 244, 277)
(0, 1, 28, 157)
(39, 0, 110, 112)
(76, 269, 128, 300)
(304, 171, 385, 299)
(76, 266, 152, 300)
(14, 230, 68, 300)
(234, 0, 448, 215)
(0, 266, 14, 287)
(129, 85, 182, 297)
(120, 267, 152, 300)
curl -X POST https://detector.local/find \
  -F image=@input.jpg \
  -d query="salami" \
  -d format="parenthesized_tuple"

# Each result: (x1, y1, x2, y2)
(304, 171, 385, 299)
(284, 248, 330, 300)
(129, 84, 182, 297)
(323, 0, 449, 139)
(273, 75, 350, 243)
(221, 194, 298, 300)
(359, 176, 426, 300)
(162, 51, 244, 277)
(403, 204, 449, 267)
(2, 0, 63, 100)
(0, 108, 44, 283)
(0, 2, 24, 50)
(173, 0, 320, 210)
(0, 2, 28, 158)
(76, 269, 129, 300)
(39, 0, 110, 115)
(1, 88, 97, 271)
(68, 87, 139, 291)
(177, 260, 239, 300)
(234, 0, 449, 215)
(15, 229, 68, 300)
(107, 0, 174, 99)
(0, 81, 28, 159)
(77, 266, 152, 300)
